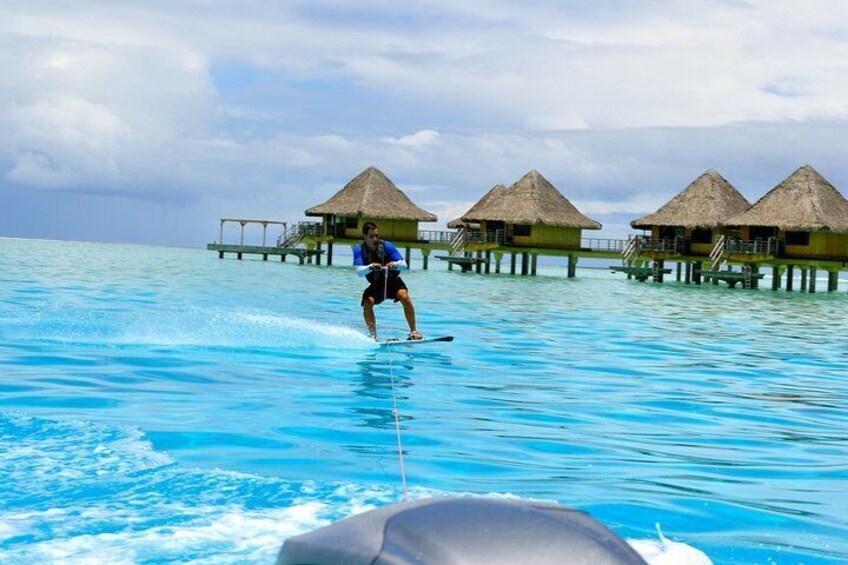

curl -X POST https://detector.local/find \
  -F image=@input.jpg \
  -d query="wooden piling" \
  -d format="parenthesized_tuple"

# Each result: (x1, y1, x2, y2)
(771, 266, 780, 291)
(685, 262, 691, 284)
(800, 268, 808, 291)
(327, 242, 333, 266)
(218, 251, 224, 259)
(786, 265, 794, 291)
(485, 251, 491, 274)
(510, 253, 517, 275)
(809, 267, 817, 293)
(676, 262, 681, 281)
(315, 242, 322, 266)
(422, 249, 429, 270)
(476, 250, 483, 274)
(828, 271, 839, 292)
(693, 262, 702, 285)
(567, 255, 576, 278)
(521, 253, 529, 276)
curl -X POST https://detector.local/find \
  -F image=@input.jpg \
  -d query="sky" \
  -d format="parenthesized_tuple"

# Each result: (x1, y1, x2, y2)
(1, 0, 848, 247)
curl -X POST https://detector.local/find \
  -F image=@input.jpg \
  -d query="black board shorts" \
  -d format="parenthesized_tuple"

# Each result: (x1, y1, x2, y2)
(362, 276, 408, 306)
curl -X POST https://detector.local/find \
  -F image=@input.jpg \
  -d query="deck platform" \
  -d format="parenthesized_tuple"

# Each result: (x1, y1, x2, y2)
(701, 270, 765, 288)
(609, 265, 673, 282)
(207, 243, 323, 263)
(436, 255, 487, 273)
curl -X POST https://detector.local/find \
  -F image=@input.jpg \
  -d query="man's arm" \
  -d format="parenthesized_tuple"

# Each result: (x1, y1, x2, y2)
(384, 241, 408, 271)
(352, 245, 371, 277)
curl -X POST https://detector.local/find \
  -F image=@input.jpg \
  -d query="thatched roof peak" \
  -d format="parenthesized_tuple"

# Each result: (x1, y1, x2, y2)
(631, 169, 751, 229)
(462, 171, 600, 229)
(723, 165, 848, 233)
(458, 183, 508, 223)
(306, 166, 437, 222)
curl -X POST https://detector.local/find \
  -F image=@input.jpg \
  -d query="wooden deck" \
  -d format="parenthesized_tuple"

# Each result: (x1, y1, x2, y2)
(207, 243, 323, 263)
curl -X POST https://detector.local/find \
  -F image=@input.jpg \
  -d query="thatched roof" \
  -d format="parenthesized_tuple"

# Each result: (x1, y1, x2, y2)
(631, 169, 751, 229)
(463, 171, 601, 229)
(723, 165, 848, 233)
(447, 218, 479, 229)
(458, 183, 508, 223)
(306, 166, 437, 221)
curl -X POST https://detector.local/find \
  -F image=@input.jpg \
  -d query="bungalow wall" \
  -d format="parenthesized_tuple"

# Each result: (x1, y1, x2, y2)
(319, 215, 420, 240)
(785, 231, 848, 259)
(737, 227, 848, 259)
(510, 224, 582, 249)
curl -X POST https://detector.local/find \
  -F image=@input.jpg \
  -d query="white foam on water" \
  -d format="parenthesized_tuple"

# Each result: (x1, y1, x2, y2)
(1, 413, 715, 564)
(117, 308, 375, 351)
(628, 525, 713, 565)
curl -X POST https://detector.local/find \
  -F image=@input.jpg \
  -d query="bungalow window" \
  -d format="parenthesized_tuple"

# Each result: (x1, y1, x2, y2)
(513, 224, 532, 237)
(691, 229, 713, 244)
(785, 231, 810, 246)
(345, 216, 359, 229)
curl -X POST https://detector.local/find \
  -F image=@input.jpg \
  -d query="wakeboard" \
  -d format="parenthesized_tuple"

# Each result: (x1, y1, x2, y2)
(379, 335, 454, 347)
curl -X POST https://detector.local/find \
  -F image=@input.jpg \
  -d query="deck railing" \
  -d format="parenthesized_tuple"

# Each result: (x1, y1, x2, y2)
(581, 238, 629, 253)
(464, 230, 506, 244)
(725, 237, 783, 256)
(417, 230, 457, 244)
(634, 236, 687, 254)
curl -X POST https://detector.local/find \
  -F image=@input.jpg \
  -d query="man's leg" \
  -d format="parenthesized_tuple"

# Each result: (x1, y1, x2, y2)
(396, 289, 418, 336)
(363, 296, 377, 338)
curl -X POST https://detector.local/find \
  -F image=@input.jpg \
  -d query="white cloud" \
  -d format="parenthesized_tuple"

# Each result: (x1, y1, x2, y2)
(382, 130, 440, 148)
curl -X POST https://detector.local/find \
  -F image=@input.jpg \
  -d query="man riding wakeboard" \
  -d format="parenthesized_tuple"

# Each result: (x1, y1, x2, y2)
(353, 221, 422, 341)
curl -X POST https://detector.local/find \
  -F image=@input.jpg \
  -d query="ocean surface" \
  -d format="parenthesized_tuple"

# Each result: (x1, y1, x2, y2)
(0, 238, 846, 564)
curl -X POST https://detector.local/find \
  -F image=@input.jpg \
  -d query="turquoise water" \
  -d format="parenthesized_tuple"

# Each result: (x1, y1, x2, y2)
(1, 238, 846, 564)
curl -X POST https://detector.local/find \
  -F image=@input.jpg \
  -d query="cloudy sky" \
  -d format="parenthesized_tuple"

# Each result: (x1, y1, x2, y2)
(2, 0, 847, 246)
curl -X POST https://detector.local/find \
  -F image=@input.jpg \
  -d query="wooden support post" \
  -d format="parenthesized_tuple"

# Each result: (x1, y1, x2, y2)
(530, 254, 538, 276)
(510, 253, 517, 275)
(494, 252, 502, 274)
(449, 261, 453, 271)
(800, 268, 808, 291)
(262, 222, 268, 247)
(521, 253, 529, 276)
(772, 266, 780, 291)
(676, 262, 681, 281)
(422, 250, 429, 270)
(237, 252, 243, 260)
(405, 247, 411, 266)
(655, 260, 664, 283)
(219, 220, 224, 245)
(751, 264, 760, 289)
(327, 241, 334, 266)
(828, 271, 839, 292)
(809, 267, 817, 293)
(281, 254, 286, 262)
(218, 251, 224, 259)
(476, 250, 483, 274)
(786, 265, 794, 291)
(240, 221, 246, 246)
(685, 262, 691, 284)
(262, 253, 268, 261)
(485, 251, 491, 274)
(316, 242, 322, 266)
(693, 262, 702, 285)
(567, 255, 576, 278)
(299, 254, 304, 265)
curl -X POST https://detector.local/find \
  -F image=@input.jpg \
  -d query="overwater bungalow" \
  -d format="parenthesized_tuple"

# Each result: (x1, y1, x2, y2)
(630, 169, 751, 258)
(721, 165, 848, 261)
(305, 166, 437, 242)
(460, 170, 601, 250)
